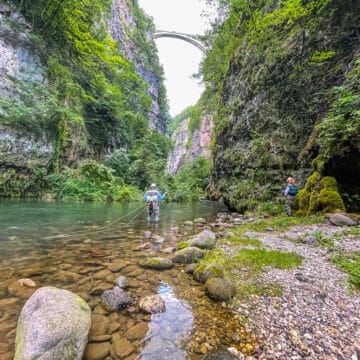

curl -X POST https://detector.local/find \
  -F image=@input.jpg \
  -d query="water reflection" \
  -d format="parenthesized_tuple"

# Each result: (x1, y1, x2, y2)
(141, 282, 194, 359)
(0, 200, 257, 360)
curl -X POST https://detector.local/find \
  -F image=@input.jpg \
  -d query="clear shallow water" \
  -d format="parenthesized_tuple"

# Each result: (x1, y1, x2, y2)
(0, 200, 256, 359)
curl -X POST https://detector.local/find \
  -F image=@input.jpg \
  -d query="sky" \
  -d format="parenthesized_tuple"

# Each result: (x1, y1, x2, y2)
(137, 0, 212, 116)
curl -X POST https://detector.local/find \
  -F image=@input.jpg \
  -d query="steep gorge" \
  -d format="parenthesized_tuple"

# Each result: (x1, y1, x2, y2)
(202, 0, 360, 212)
(0, 0, 169, 196)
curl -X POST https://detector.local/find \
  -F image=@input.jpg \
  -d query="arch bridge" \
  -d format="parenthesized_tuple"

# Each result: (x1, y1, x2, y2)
(154, 30, 206, 53)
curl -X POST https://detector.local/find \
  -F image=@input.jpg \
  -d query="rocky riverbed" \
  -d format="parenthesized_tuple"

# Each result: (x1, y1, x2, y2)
(1, 207, 359, 360)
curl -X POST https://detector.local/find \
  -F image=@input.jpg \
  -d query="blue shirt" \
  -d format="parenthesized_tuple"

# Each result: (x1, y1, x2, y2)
(143, 191, 166, 201)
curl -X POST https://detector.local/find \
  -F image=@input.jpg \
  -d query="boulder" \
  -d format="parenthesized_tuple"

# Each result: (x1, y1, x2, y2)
(101, 286, 134, 311)
(14, 286, 91, 360)
(188, 230, 217, 249)
(139, 257, 174, 270)
(172, 247, 206, 264)
(201, 350, 238, 360)
(139, 295, 165, 314)
(328, 213, 358, 226)
(193, 263, 224, 283)
(184, 263, 198, 274)
(205, 278, 236, 302)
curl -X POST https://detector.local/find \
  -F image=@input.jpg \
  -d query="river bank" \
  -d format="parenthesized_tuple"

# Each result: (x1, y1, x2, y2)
(217, 216, 360, 360)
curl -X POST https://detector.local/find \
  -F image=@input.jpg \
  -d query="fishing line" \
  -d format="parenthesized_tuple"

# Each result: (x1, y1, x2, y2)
(43, 203, 145, 239)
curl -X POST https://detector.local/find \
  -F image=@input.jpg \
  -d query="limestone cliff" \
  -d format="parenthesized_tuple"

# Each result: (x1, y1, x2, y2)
(0, 3, 55, 177)
(0, 0, 169, 197)
(109, 0, 167, 133)
(167, 114, 213, 174)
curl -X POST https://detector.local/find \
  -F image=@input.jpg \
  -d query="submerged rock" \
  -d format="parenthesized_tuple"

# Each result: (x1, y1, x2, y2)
(139, 257, 174, 270)
(184, 263, 198, 274)
(83, 342, 111, 360)
(17, 278, 36, 288)
(139, 294, 165, 313)
(201, 350, 239, 360)
(101, 286, 134, 311)
(173, 247, 206, 264)
(14, 286, 91, 360)
(115, 276, 127, 289)
(205, 278, 236, 302)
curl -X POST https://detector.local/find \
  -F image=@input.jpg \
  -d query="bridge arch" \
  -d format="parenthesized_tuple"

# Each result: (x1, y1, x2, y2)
(154, 30, 205, 53)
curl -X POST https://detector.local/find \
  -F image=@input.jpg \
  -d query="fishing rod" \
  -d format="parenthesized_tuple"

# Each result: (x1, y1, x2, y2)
(43, 203, 145, 239)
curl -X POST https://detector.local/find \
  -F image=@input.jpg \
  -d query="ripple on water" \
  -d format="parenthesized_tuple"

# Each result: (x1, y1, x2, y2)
(0, 201, 256, 359)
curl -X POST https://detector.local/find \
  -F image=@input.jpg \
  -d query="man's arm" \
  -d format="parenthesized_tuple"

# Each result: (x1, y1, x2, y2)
(283, 186, 290, 196)
(157, 191, 167, 200)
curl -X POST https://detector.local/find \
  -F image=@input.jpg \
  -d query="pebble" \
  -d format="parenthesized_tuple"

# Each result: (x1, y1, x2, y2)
(229, 222, 360, 360)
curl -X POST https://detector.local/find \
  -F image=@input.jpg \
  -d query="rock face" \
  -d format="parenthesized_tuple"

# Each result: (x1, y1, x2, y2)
(14, 286, 91, 360)
(0, 5, 55, 189)
(208, 1, 360, 210)
(109, 0, 167, 133)
(167, 114, 213, 174)
(0, 4, 44, 98)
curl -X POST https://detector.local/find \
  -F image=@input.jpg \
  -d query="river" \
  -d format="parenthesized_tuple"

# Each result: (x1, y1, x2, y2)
(0, 200, 256, 359)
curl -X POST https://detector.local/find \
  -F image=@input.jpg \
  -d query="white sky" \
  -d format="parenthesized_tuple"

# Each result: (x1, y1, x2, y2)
(138, 0, 212, 116)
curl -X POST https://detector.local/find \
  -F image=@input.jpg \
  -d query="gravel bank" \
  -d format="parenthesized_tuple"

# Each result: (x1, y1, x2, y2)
(229, 223, 360, 360)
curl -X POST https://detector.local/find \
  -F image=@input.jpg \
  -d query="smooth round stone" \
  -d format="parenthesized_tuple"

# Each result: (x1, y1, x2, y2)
(139, 295, 166, 314)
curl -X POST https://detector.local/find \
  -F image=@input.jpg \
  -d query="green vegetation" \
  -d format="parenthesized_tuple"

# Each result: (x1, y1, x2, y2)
(162, 156, 212, 202)
(199, 247, 302, 298)
(332, 251, 360, 291)
(199, 0, 360, 211)
(46, 161, 141, 201)
(1, 0, 172, 200)
(293, 171, 346, 215)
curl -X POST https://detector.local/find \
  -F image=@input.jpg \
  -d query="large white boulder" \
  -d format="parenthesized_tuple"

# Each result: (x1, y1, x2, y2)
(14, 286, 91, 360)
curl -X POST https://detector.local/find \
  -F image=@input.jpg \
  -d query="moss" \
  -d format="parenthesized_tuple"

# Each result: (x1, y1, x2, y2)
(294, 172, 345, 216)
(321, 176, 338, 189)
(193, 263, 224, 283)
(148, 258, 162, 265)
(178, 242, 189, 250)
(318, 188, 345, 214)
(305, 171, 321, 191)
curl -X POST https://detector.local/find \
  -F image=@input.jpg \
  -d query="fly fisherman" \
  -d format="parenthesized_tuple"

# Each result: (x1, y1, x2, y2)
(143, 184, 167, 223)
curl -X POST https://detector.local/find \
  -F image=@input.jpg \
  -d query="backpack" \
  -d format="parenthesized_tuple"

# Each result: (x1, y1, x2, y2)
(146, 191, 158, 209)
(288, 184, 298, 196)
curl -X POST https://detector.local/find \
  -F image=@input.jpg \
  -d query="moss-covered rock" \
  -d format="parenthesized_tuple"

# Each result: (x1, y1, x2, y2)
(205, 278, 236, 302)
(14, 287, 91, 360)
(177, 241, 189, 250)
(293, 172, 345, 216)
(172, 247, 206, 264)
(193, 263, 224, 283)
(140, 257, 174, 270)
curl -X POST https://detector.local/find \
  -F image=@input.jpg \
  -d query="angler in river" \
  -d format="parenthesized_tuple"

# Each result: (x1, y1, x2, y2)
(143, 183, 167, 224)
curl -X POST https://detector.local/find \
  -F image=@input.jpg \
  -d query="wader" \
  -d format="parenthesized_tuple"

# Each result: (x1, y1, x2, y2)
(145, 190, 160, 223)
(285, 195, 294, 216)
